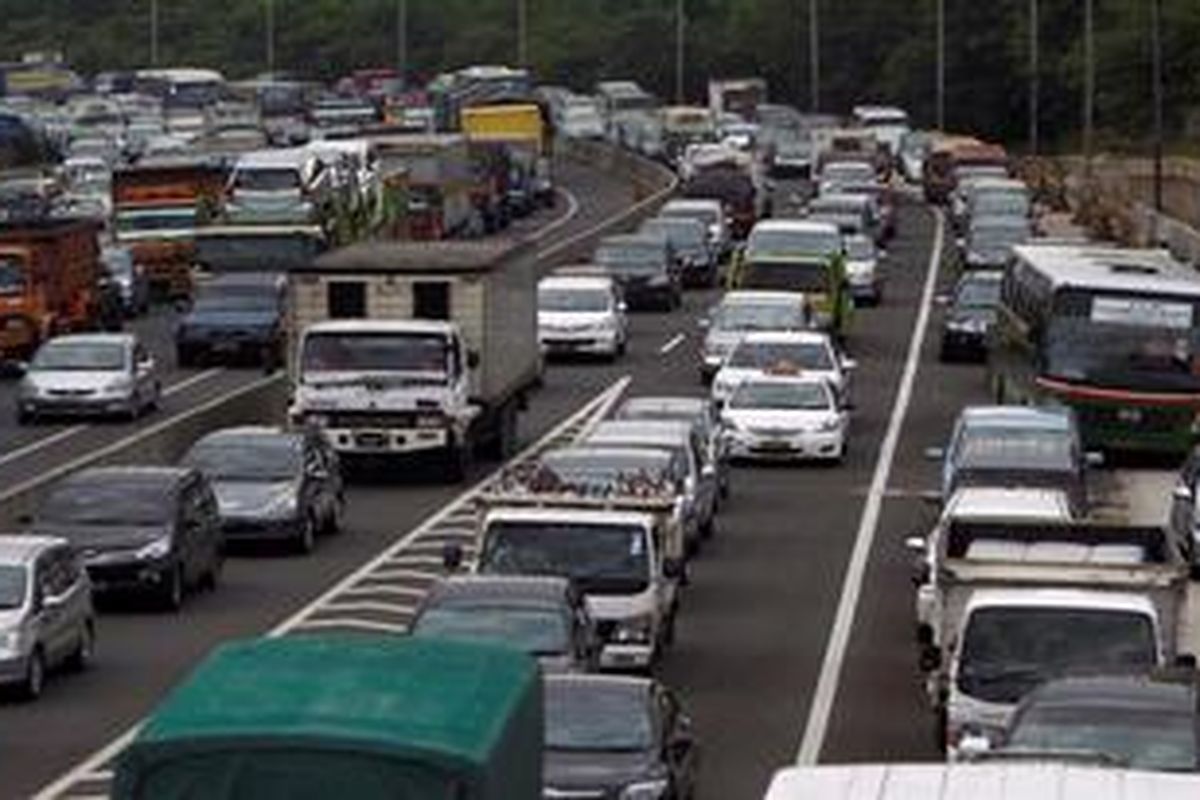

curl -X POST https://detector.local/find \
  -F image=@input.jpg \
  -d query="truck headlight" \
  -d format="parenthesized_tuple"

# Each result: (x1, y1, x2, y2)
(622, 780, 669, 800)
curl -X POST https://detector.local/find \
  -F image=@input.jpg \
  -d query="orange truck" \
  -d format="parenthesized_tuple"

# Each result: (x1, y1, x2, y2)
(0, 218, 103, 364)
(112, 158, 226, 300)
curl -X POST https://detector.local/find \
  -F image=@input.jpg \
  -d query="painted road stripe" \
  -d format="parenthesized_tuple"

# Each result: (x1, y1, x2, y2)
(659, 333, 686, 355)
(796, 208, 945, 764)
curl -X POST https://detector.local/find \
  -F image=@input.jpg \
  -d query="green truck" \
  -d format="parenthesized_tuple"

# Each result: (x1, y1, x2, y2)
(112, 636, 543, 800)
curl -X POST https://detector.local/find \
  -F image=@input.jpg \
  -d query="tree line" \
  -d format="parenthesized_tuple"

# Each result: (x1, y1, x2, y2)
(3, 0, 1199, 152)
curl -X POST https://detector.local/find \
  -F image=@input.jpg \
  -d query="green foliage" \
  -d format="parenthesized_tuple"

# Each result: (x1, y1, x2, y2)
(2, 0, 1197, 151)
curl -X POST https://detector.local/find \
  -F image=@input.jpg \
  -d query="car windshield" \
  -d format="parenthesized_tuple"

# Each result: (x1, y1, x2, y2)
(479, 522, 650, 595)
(728, 342, 833, 371)
(1044, 290, 1200, 392)
(845, 236, 875, 260)
(958, 608, 1157, 704)
(970, 224, 1028, 250)
(748, 228, 840, 258)
(822, 164, 875, 184)
(661, 206, 718, 227)
(0, 565, 26, 610)
(33, 341, 126, 371)
(713, 301, 808, 331)
(956, 428, 1074, 471)
(301, 333, 449, 377)
(1008, 704, 1197, 771)
(193, 285, 276, 313)
(729, 381, 832, 411)
(956, 278, 1002, 309)
(974, 192, 1029, 218)
(185, 437, 302, 481)
(595, 243, 664, 274)
(412, 605, 569, 656)
(641, 220, 706, 250)
(234, 167, 301, 192)
(545, 682, 653, 752)
(539, 287, 611, 313)
(42, 479, 172, 527)
(0, 254, 25, 296)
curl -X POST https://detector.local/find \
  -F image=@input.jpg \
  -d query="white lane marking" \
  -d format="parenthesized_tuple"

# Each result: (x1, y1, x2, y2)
(32, 375, 632, 800)
(659, 333, 686, 355)
(0, 373, 280, 507)
(0, 368, 225, 468)
(796, 207, 945, 765)
(530, 187, 582, 242)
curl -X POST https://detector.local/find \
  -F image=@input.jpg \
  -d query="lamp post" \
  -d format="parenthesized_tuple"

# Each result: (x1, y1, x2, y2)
(1151, 0, 1164, 213)
(150, 0, 160, 66)
(809, 0, 820, 112)
(1083, 0, 1094, 174)
(1029, 0, 1040, 155)
(675, 0, 686, 104)
(936, 0, 945, 130)
(397, 0, 408, 85)
(265, 0, 277, 75)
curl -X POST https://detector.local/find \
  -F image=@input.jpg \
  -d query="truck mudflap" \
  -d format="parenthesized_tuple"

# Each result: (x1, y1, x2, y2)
(0, 312, 39, 361)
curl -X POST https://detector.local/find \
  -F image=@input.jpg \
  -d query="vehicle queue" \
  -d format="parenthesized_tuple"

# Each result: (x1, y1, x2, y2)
(3, 60, 1200, 800)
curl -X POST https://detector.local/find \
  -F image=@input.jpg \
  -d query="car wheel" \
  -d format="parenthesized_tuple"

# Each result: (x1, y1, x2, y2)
(294, 514, 316, 555)
(160, 565, 185, 612)
(15, 407, 33, 426)
(323, 496, 345, 536)
(203, 551, 223, 591)
(20, 648, 45, 700)
(66, 622, 95, 672)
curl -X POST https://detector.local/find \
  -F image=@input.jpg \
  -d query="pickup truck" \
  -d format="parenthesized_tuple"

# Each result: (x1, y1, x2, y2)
(911, 510, 1193, 755)
(287, 240, 540, 480)
(451, 489, 685, 673)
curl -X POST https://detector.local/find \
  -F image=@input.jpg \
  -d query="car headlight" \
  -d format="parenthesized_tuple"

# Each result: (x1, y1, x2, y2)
(0, 629, 24, 652)
(263, 492, 299, 519)
(611, 614, 655, 644)
(622, 780, 669, 800)
(135, 537, 173, 561)
(102, 378, 134, 396)
(647, 274, 669, 286)
(816, 416, 841, 432)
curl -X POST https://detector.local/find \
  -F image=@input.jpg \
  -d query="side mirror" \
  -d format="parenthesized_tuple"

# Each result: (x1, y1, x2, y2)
(955, 237, 966, 250)
(138, 356, 155, 373)
(697, 317, 710, 330)
(662, 558, 683, 580)
(905, 536, 927, 555)
(1084, 451, 1105, 469)
(466, 350, 481, 370)
(442, 543, 465, 572)
(617, 301, 628, 313)
(924, 446, 946, 462)
(1173, 484, 1195, 503)
(173, 298, 192, 314)
(841, 358, 858, 372)
(919, 645, 941, 672)
(934, 293, 952, 307)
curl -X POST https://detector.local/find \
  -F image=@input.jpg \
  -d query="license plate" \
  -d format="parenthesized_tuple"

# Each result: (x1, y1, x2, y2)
(759, 440, 794, 451)
(354, 432, 389, 449)
(1117, 408, 1144, 424)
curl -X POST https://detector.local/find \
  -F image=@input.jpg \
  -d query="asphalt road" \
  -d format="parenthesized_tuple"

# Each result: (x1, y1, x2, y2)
(10, 182, 959, 799)
(0, 156, 636, 495)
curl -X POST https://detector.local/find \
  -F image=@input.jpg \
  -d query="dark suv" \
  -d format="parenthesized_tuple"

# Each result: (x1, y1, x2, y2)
(176, 272, 286, 368)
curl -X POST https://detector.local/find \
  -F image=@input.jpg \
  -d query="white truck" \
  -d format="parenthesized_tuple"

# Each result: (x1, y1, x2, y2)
(286, 240, 540, 480)
(911, 509, 1192, 755)
(707, 78, 768, 122)
(765, 763, 1200, 800)
(447, 485, 686, 672)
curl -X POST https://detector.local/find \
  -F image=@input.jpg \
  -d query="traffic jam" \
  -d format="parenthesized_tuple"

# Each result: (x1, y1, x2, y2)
(1, 55, 1200, 800)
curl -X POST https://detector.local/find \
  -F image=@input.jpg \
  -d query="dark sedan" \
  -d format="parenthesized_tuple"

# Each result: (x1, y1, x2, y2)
(181, 426, 343, 555)
(544, 675, 699, 800)
(594, 234, 682, 311)
(32, 467, 223, 611)
(175, 272, 285, 368)
(938, 270, 1002, 363)
(998, 674, 1200, 771)
(639, 217, 718, 288)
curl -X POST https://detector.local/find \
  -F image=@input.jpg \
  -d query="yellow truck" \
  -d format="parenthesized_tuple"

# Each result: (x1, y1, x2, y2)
(461, 104, 553, 214)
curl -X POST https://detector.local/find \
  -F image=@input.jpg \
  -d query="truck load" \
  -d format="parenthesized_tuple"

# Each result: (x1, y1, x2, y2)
(708, 78, 768, 122)
(373, 134, 476, 240)
(911, 511, 1192, 755)
(287, 239, 540, 480)
(461, 103, 554, 216)
(812, 127, 887, 177)
(0, 217, 106, 365)
(112, 156, 226, 299)
(111, 636, 543, 800)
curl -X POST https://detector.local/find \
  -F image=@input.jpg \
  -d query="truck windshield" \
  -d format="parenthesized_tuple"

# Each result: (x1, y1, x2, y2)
(958, 607, 1157, 704)
(479, 522, 651, 595)
(412, 605, 569, 657)
(0, 565, 26, 610)
(234, 168, 302, 192)
(301, 333, 449, 377)
(132, 750, 458, 800)
(1044, 290, 1200, 393)
(0, 254, 25, 296)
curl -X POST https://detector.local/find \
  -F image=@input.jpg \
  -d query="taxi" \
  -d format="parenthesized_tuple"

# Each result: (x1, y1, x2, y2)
(710, 330, 854, 406)
(720, 372, 850, 463)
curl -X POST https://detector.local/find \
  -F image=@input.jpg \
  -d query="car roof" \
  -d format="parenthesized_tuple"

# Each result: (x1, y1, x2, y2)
(193, 426, 300, 446)
(44, 333, 134, 347)
(960, 405, 1073, 431)
(589, 419, 693, 440)
(1017, 674, 1196, 716)
(721, 291, 808, 305)
(737, 331, 831, 346)
(662, 198, 720, 210)
(58, 466, 193, 491)
(538, 275, 614, 291)
(198, 272, 284, 288)
(0, 535, 67, 565)
(424, 575, 575, 609)
(544, 673, 653, 697)
(235, 147, 312, 168)
(619, 397, 707, 416)
(752, 219, 839, 235)
(303, 319, 456, 336)
(599, 233, 668, 248)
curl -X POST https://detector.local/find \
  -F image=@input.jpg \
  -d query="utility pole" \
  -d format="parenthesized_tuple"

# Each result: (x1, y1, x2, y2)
(675, 0, 686, 104)
(1151, 0, 1164, 213)
(1083, 0, 1094, 174)
(397, 0, 408, 86)
(265, 0, 277, 75)
(809, 0, 820, 112)
(150, 0, 160, 67)
(517, 0, 528, 67)
(936, 0, 945, 130)
(1029, 0, 1040, 155)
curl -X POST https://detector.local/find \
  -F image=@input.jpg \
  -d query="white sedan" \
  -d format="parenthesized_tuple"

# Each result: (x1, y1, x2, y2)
(721, 376, 849, 463)
(711, 330, 853, 406)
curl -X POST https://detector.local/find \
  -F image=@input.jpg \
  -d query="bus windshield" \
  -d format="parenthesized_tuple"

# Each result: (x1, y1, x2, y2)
(1044, 290, 1200, 392)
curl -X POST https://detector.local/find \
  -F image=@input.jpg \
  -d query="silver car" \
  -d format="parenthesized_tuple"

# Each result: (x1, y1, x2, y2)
(17, 333, 162, 424)
(0, 536, 96, 700)
(615, 396, 731, 504)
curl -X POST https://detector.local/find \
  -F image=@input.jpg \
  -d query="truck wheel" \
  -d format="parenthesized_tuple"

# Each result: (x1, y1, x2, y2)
(443, 438, 472, 482)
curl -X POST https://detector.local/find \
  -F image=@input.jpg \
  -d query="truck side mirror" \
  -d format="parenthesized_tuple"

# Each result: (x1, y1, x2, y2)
(918, 645, 941, 672)
(662, 558, 683, 580)
(904, 536, 927, 555)
(1085, 451, 1105, 469)
(442, 543, 465, 572)
(1173, 485, 1195, 503)
(467, 350, 481, 370)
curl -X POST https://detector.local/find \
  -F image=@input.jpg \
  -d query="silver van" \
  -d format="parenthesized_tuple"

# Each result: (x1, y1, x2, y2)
(0, 536, 96, 700)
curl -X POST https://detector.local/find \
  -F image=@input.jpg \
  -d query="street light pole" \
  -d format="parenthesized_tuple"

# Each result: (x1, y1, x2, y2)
(397, 0, 408, 85)
(936, 0, 945, 130)
(517, 0, 528, 67)
(1029, 0, 1040, 156)
(150, 0, 160, 67)
(809, 0, 820, 112)
(265, 0, 277, 75)
(675, 0, 686, 104)
(1083, 0, 1094, 174)
(1151, 0, 1164, 213)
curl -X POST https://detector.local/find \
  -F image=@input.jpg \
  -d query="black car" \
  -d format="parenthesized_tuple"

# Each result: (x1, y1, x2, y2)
(544, 675, 699, 799)
(639, 217, 718, 288)
(101, 245, 150, 317)
(594, 234, 682, 311)
(999, 673, 1200, 771)
(938, 270, 1002, 362)
(175, 272, 285, 368)
(32, 467, 223, 611)
(181, 426, 343, 554)
(410, 575, 600, 673)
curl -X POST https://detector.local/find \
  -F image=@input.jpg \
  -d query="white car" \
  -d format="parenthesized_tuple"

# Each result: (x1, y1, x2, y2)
(721, 375, 849, 463)
(17, 333, 162, 424)
(699, 291, 812, 381)
(711, 331, 853, 406)
(843, 233, 883, 305)
(538, 275, 628, 359)
(659, 198, 731, 258)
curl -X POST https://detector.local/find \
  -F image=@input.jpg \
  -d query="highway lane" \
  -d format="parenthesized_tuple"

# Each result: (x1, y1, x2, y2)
(0, 156, 635, 492)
